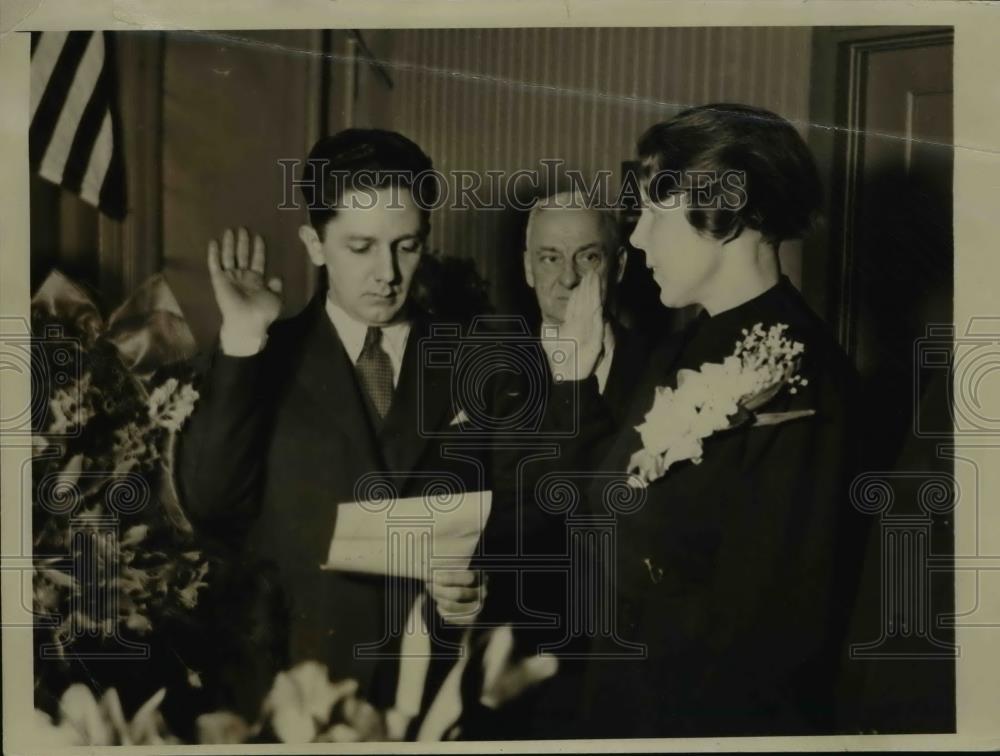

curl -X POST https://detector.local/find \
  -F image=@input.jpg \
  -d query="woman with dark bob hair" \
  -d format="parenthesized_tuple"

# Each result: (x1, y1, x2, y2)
(547, 104, 867, 737)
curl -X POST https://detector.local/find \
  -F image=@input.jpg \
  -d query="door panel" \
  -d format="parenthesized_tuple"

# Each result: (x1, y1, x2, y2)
(809, 27, 955, 735)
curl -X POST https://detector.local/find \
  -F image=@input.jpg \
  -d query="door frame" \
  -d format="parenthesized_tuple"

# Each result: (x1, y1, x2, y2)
(805, 25, 953, 356)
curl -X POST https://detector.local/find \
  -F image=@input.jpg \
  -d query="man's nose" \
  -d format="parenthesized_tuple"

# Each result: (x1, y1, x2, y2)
(373, 246, 397, 283)
(558, 260, 581, 288)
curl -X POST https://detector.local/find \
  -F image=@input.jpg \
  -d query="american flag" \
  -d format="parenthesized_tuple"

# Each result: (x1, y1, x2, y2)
(30, 31, 126, 219)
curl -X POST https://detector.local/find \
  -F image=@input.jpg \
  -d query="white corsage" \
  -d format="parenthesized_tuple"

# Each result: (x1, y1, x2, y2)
(627, 322, 812, 487)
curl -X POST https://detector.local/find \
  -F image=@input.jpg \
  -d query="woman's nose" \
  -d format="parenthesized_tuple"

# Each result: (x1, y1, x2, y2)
(629, 216, 647, 252)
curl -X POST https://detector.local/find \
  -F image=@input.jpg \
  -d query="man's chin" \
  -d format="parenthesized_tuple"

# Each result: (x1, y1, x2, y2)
(361, 301, 405, 325)
(544, 305, 568, 325)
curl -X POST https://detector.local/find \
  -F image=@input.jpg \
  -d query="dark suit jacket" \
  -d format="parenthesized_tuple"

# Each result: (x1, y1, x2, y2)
(479, 319, 650, 581)
(575, 277, 868, 737)
(457, 320, 651, 739)
(601, 320, 653, 427)
(177, 296, 484, 724)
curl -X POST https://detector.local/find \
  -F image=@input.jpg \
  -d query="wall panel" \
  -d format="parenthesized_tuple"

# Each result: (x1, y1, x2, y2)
(378, 27, 813, 308)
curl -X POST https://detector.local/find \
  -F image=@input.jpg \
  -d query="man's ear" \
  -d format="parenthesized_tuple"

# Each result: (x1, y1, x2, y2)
(614, 245, 627, 284)
(298, 224, 325, 267)
(523, 249, 535, 289)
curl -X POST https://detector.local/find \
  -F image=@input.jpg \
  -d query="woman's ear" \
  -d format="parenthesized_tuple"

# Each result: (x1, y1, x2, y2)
(298, 224, 325, 267)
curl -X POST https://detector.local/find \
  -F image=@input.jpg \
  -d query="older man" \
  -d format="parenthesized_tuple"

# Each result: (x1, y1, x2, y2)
(459, 192, 650, 739)
(522, 191, 647, 421)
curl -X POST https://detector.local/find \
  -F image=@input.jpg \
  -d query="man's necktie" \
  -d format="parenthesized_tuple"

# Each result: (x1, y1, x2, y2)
(356, 326, 394, 419)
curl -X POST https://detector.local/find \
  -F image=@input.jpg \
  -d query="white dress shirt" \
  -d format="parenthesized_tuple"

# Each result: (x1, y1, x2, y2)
(220, 298, 411, 388)
(325, 299, 411, 387)
(540, 320, 616, 394)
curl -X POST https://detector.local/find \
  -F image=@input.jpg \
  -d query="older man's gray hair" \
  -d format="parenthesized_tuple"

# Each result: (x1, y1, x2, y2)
(524, 190, 621, 254)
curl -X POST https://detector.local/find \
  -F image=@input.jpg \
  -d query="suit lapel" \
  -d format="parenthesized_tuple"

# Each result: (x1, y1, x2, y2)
(379, 317, 452, 477)
(292, 297, 385, 472)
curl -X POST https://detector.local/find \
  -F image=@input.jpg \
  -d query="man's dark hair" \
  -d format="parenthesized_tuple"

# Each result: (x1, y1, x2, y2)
(301, 128, 437, 239)
(637, 103, 822, 247)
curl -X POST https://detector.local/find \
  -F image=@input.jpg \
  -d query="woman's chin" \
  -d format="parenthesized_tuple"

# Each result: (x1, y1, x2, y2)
(657, 289, 679, 308)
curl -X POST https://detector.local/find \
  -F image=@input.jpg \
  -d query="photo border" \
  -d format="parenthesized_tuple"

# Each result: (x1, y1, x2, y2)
(3, 1, 999, 752)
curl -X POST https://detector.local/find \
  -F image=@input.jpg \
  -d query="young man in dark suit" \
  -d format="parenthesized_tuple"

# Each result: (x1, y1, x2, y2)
(177, 130, 487, 740)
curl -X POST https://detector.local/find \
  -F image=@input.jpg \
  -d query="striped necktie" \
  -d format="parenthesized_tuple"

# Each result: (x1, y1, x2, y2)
(356, 326, 394, 419)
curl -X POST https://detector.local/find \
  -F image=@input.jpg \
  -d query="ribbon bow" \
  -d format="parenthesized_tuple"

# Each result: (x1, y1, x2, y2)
(31, 270, 197, 381)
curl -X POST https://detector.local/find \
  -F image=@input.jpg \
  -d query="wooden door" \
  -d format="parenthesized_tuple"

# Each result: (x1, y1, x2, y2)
(809, 27, 953, 467)
(808, 26, 955, 734)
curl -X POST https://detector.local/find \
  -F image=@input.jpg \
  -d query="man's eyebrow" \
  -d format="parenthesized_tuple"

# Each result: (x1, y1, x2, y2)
(534, 246, 564, 254)
(347, 234, 376, 242)
(575, 242, 603, 253)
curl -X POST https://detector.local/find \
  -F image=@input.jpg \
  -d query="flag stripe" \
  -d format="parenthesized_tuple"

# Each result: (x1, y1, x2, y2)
(62, 51, 112, 194)
(29, 31, 92, 169)
(38, 33, 104, 187)
(29, 31, 69, 124)
(80, 113, 113, 207)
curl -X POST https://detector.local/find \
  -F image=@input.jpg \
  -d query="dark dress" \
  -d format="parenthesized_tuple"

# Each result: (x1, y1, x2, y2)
(572, 277, 868, 737)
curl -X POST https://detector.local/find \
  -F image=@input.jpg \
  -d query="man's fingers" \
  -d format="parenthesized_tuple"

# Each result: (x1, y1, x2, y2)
(236, 227, 250, 269)
(250, 234, 266, 274)
(430, 583, 483, 603)
(434, 597, 474, 613)
(435, 600, 480, 623)
(435, 595, 481, 614)
(207, 240, 222, 278)
(267, 276, 283, 295)
(433, 569, 478, 587)
(567, 271, 599, 328)
(564, 282, 582, 325)
(430, 569, 486, 621)
(221, 228, 236, 271)
(585, 269, 602, 314)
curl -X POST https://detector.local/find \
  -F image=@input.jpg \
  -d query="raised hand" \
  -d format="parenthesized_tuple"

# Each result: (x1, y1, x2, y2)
(207, 227, 284, 349)
(544, 269, 605, 382)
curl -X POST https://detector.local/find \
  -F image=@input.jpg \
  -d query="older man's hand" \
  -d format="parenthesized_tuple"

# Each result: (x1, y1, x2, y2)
(544, 269, 606, 382)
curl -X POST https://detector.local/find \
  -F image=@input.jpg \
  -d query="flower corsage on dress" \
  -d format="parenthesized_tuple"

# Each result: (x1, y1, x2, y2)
(627, 322, 814, 488)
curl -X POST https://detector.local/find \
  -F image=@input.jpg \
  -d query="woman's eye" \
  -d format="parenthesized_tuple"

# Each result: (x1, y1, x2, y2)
(348, 243, 372, 253)
(398, 241, 422, 254)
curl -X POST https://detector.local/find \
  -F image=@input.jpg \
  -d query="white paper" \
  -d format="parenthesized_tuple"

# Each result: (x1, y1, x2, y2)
(323, 490, 492, 578)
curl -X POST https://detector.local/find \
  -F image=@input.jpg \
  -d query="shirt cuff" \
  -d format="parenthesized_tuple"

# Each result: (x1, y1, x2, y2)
(219, 325, 269, 356)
